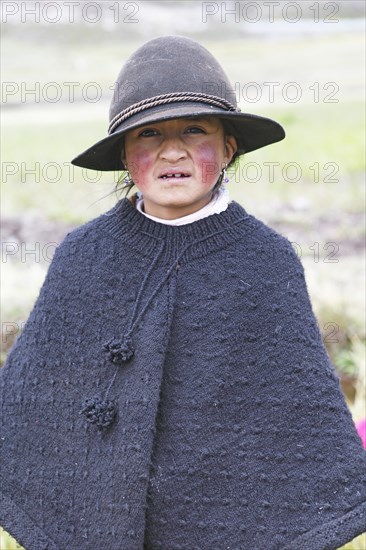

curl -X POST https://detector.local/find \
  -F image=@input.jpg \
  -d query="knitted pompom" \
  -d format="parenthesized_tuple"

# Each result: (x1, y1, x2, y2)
(103, 337, 134, 364)
(80, 396, 117, 429)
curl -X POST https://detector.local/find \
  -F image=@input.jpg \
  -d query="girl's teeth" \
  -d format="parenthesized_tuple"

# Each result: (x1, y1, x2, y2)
(162, 173, 188, 179)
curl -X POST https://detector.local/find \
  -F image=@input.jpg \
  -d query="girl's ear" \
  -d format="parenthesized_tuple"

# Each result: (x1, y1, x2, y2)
(224, 135, 238, 165)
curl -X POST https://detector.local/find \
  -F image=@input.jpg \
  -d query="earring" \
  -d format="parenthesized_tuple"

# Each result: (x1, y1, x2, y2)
(136, 191, 143, 199)
(123, 171, 133, 187)
(222, 164, 229, 185)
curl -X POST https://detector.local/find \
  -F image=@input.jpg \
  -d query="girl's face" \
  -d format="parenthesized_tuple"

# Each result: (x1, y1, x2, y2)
(122, 117, 237, 220)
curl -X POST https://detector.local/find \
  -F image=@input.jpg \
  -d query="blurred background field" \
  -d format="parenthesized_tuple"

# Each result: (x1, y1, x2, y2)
(1, 1, 365, 548)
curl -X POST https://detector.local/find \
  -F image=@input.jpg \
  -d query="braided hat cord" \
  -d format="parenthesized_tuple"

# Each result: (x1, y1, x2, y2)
(108, 92, 238, 134)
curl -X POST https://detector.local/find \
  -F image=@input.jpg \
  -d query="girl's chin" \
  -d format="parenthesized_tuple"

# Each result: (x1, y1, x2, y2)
(143, 192, 217, 218)
(150, 199, 195, 209)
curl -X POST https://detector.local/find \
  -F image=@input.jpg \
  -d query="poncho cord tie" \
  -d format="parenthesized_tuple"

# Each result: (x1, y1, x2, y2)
(80, 215, 249, 431)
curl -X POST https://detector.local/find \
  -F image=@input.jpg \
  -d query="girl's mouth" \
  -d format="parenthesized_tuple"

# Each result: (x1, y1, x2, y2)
(160, 173, 190, 180)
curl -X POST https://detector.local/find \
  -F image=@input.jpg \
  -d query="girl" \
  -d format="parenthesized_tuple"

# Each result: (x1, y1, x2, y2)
(1, 35, 365, 550)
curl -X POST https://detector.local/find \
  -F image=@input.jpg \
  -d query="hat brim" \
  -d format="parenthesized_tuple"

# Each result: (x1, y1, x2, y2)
(71, 102, 285, 171)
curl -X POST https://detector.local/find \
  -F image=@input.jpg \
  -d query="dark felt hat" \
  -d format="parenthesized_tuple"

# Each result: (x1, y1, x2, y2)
(71, 35, 285, 171)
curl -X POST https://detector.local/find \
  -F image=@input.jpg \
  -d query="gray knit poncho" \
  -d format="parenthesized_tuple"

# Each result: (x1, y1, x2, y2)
(1, 198, 366, 550)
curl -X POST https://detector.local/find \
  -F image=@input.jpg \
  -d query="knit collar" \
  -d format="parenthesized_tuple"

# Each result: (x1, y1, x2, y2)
(101, 197, 251, 264)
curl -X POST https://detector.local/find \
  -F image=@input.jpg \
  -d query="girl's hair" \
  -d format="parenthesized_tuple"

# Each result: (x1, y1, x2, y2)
(115, 120, 242, 200)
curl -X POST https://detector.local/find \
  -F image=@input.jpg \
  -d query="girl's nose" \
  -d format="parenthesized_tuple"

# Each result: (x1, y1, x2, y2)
(159, 136, 187, 162)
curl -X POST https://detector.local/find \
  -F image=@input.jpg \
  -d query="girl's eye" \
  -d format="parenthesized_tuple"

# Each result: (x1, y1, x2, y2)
(185, 126, 205, 134)
(139, 128, 159, 137)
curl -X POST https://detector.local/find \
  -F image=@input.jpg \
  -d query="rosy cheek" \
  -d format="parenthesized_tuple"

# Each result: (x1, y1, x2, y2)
(125, 148, 154, 189)
(195, 143, 222, 187)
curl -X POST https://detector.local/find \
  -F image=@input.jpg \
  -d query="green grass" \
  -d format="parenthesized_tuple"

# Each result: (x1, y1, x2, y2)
(0, 528, 24, 550)
(341, 533, 366, 549)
